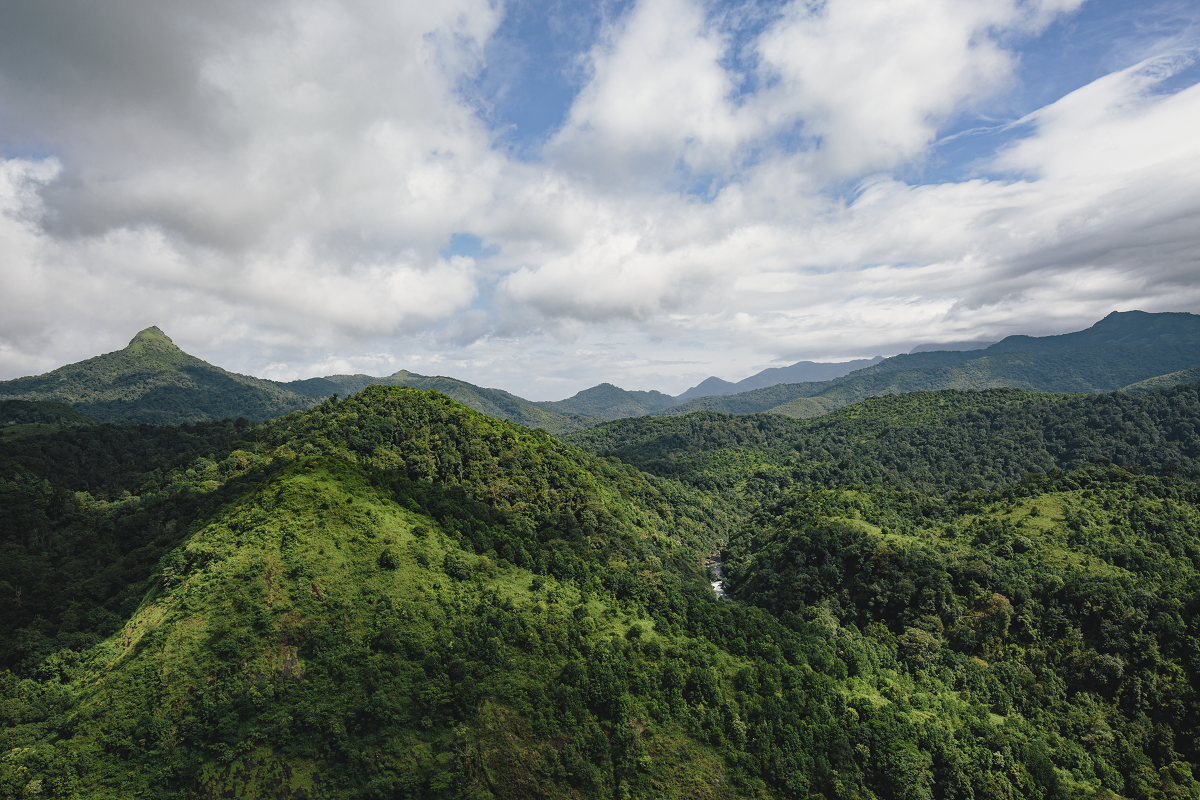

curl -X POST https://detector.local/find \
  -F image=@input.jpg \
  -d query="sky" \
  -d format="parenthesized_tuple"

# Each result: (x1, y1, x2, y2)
(1, 0, 1199, 400)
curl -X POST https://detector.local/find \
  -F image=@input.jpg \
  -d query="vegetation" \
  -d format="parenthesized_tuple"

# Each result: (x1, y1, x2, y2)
(0, 328, 318, 425)
(536, 383, 677, 420)
(316, 370, 600, 435)
(0, 401, 96, 428)
(658, 310, 1200, 419)
(1124, 366, 1200, 394)
(725, 465, 1200, 800)
(570, 386, 1200, 497)
(0, 330, 596, 434)
(5, 377, 1200, 795)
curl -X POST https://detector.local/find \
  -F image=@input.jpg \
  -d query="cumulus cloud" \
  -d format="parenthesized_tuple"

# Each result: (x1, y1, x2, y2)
(0, 0, 498, 353)
(0, 0, 1198, 398)
(546, 0, 749, 184)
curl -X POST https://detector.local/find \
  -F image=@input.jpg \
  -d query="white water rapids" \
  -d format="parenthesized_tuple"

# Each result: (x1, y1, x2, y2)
(706, 555, 728, 599)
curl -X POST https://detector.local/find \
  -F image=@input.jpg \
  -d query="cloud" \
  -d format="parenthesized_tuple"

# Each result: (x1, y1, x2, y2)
(0, 0, 501, 367)
(546, 0, 748, 184)
(0, 0, 1198, 400)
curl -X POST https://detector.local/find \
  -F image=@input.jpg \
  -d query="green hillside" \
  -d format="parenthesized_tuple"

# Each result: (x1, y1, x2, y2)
(1124, 364, 1200, 393)
(6, 384, 1200, 798)
(570, 385, 1200, 497)
(314, 370, 600, 435)
(0, 328, 320, 425)
(0, 400, 96, 427)
(537, 383, 677, 420)
(656, 310, 1200, 419)
(0, 400, 99, 443)
(0, 332, 597, 434)
(723, 464, 1200, 800)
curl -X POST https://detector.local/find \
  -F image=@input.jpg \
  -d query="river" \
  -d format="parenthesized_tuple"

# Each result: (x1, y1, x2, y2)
(705, 555, 728, 599)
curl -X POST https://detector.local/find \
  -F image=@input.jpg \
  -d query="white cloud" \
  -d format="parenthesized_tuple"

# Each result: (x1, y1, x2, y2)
(750, 0, 1084, 176)
(546, 0, 749, 184)
(1, 0, 1198, 401)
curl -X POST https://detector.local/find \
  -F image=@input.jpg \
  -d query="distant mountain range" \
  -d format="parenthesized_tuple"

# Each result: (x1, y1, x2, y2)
(908, 340, 996, 353)
(2, 311, 1199, 428)
(658, 310, 1200, 418)
(672, 356, 884, 401)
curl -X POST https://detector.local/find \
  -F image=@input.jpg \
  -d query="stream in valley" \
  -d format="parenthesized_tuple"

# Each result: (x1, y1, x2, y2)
(705, 555, 728, 599)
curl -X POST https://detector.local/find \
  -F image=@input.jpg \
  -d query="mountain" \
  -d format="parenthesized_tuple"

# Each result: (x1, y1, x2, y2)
(658, 310, 1200, 419)
(0, 327, 320, 425)
(674, 356, 883, 402)
(6, 384, 1200, 797)
(536, 382, 677, 420)
(0, 330, 598, 434)
(909, 339, 995, 353)
(310, 369, 601, 435)
(673, 375, 738, 400)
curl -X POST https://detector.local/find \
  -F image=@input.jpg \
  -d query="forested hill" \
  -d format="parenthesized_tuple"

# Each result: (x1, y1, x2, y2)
(568, 384, 1200, 496)
(0, 331, 597, 433)
(536, 383, 677, 420)
(5, 385, 1200, 797)
(0, 328, 318, 425)
(657, 310, 1200, 419)
(1124, 364, 1200, 393)
(1, 400, 95, 427)
(309, 370, 600, 435)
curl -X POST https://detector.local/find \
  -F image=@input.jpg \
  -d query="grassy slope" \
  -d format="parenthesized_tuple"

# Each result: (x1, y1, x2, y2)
(31, 456, 730, 798)
(0, 388, 777, 798)
(1124, 364, 1200, 393)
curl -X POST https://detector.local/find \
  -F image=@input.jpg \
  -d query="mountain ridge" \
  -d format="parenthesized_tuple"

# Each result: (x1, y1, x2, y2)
(656, 310, 1200, 419)
(674, 355, 884, 402)
(4, 310, 1200, 430)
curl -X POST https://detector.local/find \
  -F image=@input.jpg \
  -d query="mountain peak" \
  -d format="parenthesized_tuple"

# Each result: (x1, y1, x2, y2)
(127, 326, 181, 352)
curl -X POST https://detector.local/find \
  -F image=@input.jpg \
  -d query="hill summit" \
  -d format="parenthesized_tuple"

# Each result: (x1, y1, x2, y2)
(0, 326, 317, 425)
(124, 325, 183, 354)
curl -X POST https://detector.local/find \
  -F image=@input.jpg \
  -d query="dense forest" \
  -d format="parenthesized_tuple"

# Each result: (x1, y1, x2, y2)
(3, 383, 1200, 798)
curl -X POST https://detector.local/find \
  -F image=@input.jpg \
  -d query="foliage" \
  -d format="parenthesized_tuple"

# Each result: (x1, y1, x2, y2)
(314, 371, 601, 435)
(0, 401, 95, 428)
(535, 383, 677, 421)
(0, 328, 317, 425)
(725, 463, 1200, 800)
(4, 384, 1200, 798)
(571, 385, 1200, 496)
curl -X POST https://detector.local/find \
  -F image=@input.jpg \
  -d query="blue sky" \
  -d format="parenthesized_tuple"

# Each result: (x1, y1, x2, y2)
(470, 0, 1199, 183)
(1, 0, 1199, 398)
